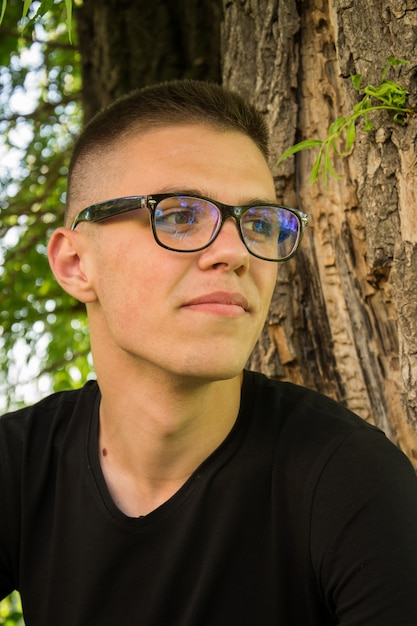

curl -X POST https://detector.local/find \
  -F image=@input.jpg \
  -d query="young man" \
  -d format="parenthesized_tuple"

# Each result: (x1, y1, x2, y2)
(1, 80, 417, 625)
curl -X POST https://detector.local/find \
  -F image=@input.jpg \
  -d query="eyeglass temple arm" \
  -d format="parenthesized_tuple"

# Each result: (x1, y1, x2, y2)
(70, 196, 149, 230)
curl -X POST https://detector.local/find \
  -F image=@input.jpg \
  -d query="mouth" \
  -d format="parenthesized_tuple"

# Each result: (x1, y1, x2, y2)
(182, 291, 250, 316)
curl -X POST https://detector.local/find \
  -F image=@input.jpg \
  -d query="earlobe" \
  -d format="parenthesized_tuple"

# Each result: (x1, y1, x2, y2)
(47, 227, 97, 303)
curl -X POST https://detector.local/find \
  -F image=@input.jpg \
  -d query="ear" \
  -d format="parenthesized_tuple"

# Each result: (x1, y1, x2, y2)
(47, 227, 97, 303)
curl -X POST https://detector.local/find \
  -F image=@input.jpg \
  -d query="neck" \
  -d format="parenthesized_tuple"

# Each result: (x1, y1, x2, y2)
(96, 366, 243, 517)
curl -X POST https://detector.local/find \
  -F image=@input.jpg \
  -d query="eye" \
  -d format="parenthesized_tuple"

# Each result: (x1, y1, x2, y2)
(155, 197, 205, 231)
(242, 209, 277, 240)
(154, 197, 213, 243)
(246, 218, 273, 237)
(155, 207, 198, 227)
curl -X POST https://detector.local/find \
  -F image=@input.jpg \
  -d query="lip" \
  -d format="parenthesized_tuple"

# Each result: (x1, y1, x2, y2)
(182, 291, 250, 315)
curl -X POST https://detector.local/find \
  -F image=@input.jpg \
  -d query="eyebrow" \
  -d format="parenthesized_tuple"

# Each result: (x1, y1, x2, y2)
(153, 187, 278, 206)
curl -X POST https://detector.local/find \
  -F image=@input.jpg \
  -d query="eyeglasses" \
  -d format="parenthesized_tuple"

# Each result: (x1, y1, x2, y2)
(70, 193, 308, 262)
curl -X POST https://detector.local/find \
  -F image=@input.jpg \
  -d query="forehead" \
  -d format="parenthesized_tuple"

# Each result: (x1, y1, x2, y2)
(75, 123, 276, 209)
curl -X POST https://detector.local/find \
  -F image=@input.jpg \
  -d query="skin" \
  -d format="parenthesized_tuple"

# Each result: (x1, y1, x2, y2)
(48, 124, 278, 516)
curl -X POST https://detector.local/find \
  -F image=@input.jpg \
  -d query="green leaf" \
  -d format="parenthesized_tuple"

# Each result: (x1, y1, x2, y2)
(24, 0, 54, 31)
(22, 0, 32, 20)
(353, 94, 372, 114)
(387, 56, 409, 67)
(364, 80, 408, 108)
(363, 114, 374, 132)
(324, 142, 340, 180)
(382, 56, 409, 80)
(65, 0, 73, 42)
(276, 139, 322, 165)
(345, 119, 356, 152)
(328, 117, 346, 136)
(351, 73, 362, 91)
(0, 0, 7, 24)
(36, 0, 55, 18)
(309, 152, 322, 184)
(393, 111, 407, 125)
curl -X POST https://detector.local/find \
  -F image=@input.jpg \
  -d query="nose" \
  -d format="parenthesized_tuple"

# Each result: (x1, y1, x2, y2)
(197, 217, 250, 275)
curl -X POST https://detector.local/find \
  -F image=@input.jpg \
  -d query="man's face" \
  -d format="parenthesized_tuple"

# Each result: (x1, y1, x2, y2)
(76, 124, 278, 382)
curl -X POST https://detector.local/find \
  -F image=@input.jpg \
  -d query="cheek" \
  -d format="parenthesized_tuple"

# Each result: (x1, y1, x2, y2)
(94, 268, 156, 350)
(90, 238, 144, 311)
(91, 235, 174, 322)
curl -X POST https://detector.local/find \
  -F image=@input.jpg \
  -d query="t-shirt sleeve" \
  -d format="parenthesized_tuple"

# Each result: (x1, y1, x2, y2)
(0, 421, 19, 600)
(310, 427, 417, 625)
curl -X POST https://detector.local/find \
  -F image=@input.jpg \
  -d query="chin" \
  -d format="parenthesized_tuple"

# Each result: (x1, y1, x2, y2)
(172, 356, 247, 384)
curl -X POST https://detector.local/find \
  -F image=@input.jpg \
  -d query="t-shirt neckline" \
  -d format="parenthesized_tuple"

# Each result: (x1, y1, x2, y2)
(86, 371, 257, 527)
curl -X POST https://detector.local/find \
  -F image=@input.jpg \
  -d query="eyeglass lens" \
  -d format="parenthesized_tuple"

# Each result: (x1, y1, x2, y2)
(153, 196, 300, 260)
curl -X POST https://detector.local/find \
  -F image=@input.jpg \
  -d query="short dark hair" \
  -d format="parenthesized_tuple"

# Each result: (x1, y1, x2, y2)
(66, 80, 270, 221)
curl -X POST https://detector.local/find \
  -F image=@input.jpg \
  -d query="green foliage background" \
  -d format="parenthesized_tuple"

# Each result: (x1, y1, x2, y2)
(0, 1, 85, 621)
(0, 592, 24, 625)
(0, 0, 92, 418)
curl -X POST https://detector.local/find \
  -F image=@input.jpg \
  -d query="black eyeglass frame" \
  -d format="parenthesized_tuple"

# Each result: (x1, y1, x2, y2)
(70, 193, 308, 262)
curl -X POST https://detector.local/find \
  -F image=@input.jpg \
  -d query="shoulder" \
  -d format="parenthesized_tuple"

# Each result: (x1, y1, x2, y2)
(0, 381, 100, 453)
(1, 380, 99, 422)
(0, 381, 100, 526)
(245, 368, 380, 438)
(245, 370, 415, 481)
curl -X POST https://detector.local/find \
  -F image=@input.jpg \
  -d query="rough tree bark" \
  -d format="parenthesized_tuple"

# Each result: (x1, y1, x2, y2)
(223, 0, 417, 467)
(75, 0, 223, 122)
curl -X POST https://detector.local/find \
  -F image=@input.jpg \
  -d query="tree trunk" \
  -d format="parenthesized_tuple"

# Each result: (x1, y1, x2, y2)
(222, 0, 417, 467)
(75, 0, 223, 122)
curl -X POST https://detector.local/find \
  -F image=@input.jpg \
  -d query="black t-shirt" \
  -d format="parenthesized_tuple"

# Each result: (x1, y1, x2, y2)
(1, 371, 417, 625)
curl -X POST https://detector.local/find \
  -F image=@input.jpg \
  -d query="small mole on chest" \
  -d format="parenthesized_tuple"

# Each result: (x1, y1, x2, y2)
(102, 448, 108, 457)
